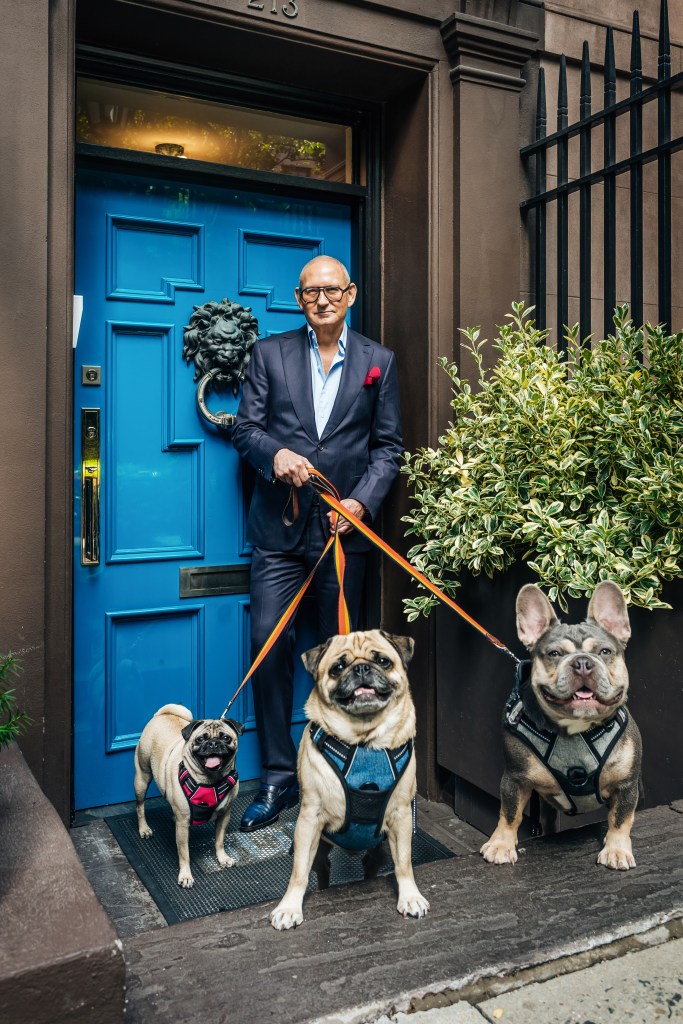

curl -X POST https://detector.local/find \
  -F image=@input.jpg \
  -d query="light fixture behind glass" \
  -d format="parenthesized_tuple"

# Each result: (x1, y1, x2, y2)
(77, 78, 355, 184)
(154, 142, 186, 158)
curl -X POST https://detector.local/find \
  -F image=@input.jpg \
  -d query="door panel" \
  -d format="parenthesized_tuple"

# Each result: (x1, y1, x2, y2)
(74, 168, 353, 808)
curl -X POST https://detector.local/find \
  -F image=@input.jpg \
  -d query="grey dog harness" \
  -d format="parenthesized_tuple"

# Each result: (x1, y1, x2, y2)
(505, 662, 629, 815)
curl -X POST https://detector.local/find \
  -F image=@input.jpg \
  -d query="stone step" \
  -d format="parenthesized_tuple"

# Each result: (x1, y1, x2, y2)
(0, 744, 125, 1024)
(122, 803, 683, 1024)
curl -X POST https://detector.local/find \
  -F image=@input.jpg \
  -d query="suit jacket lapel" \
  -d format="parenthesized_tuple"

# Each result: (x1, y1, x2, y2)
(320, 329, 373, 441)
(281, 326, 319, 442)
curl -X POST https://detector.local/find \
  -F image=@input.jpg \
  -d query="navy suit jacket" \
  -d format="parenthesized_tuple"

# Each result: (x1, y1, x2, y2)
(232, 325, 404, 553)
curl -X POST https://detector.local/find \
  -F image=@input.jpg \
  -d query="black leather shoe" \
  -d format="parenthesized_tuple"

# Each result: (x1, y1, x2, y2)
(239, 781, 300, 832)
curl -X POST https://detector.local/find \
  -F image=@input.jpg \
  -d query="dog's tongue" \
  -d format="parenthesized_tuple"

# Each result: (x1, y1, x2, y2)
(574, 688, 594, 700)
(204, 756, 222, 769)
(354, 687, 376, 697)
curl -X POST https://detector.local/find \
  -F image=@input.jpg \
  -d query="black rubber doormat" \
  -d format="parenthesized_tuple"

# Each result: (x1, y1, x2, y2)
(107, 792, 455, 925)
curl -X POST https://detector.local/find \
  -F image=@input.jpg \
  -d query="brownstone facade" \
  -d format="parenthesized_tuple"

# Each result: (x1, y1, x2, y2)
(0, 0, 680, 824)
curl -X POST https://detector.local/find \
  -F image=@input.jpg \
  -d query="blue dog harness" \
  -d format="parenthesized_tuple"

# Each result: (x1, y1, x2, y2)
(309, 722, 414, 850)
(504, 661, 629, 815)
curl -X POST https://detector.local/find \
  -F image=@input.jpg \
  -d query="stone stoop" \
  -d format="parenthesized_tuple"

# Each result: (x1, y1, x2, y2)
(0, 744, 125, 1024)
(121, 803, 683, 1024)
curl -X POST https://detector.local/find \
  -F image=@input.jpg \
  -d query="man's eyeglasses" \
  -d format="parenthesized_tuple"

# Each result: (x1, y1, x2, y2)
(297, 284, 352, 304)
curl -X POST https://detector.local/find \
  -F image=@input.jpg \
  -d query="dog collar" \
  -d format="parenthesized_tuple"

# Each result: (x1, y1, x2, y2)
(178, 760, 238, 826)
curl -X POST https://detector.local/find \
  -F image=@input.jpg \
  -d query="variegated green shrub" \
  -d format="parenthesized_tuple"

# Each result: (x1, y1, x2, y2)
(402, 303, 683, 615)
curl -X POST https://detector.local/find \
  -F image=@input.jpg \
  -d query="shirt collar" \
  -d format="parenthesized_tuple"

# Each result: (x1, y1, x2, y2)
(308, 321, 348, 354)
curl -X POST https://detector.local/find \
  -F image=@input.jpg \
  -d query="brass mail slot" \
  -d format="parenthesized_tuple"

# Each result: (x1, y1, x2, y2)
(179, 564, 250, 599)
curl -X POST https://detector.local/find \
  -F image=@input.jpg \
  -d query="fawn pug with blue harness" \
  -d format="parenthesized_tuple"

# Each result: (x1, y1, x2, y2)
(481, 581, 642, 871)
(269, 630, 429, 930)
(134, 704, 244, 888)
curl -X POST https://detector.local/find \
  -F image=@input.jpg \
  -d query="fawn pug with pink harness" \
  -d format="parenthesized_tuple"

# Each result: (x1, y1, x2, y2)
(134, 704, 244, 888)
(481, 582, 642, 871)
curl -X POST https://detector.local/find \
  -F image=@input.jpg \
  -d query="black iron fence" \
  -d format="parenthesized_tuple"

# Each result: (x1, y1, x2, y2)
(521, 0, 682, 351)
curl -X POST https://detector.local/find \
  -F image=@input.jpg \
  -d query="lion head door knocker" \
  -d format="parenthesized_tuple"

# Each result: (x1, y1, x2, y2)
(182, 298, 260, 430)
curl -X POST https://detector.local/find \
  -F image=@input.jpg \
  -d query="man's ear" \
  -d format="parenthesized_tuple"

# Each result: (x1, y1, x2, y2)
(181, 720, 204, 741)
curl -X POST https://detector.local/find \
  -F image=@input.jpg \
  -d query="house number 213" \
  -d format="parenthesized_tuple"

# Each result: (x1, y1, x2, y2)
(248, 0, 299, 16)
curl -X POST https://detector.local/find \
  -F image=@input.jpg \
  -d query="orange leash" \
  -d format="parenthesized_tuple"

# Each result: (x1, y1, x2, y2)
(281, 474, 350, 634)
(324, 478, 352, 634)
(221, 484, 350, 718)
(306, 467, 520, 663)
(221, 467, 518, 718)
(221, 535, 336, 717)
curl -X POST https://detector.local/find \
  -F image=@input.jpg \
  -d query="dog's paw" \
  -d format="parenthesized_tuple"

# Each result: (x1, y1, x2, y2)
(177, 869, 195, 888)
(597, 846, 636, 870)
(216, 850, 235, 869)
(480, 839, 518, 865)
(138, 825, 153, 839)
(396, 892, 430, 919)
(269, 904, 304, 931)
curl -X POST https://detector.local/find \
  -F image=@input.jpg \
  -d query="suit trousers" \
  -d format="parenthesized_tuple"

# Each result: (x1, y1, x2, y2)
(249, 501, 367, 787)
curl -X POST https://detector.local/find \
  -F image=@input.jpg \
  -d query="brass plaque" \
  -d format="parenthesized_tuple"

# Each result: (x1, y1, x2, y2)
(81, 408, 100, 566)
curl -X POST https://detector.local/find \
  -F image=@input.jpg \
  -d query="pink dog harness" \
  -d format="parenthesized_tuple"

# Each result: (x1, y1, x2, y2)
(178, 760, 238, 825)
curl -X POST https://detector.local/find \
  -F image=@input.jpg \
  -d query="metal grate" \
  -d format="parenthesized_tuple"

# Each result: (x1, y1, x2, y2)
(107, 792, 454, 925)
(522, 0, 680, 347)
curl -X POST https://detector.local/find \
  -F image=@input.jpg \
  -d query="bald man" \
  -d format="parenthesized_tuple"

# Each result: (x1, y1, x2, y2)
(232, 256, 403, 831)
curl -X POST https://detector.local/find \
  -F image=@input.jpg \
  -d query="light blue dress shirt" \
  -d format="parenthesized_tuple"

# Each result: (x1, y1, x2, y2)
(308, 322, 348, 437)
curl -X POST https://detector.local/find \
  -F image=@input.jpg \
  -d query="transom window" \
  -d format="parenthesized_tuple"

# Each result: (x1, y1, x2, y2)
(76, 78, 354, 184)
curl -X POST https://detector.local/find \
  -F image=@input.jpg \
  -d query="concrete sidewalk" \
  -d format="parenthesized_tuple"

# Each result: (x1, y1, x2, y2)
(387, 938, 683, 1023)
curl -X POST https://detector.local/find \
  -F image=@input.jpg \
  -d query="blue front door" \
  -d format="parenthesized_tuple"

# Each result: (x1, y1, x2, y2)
(74, 167, 354, 808)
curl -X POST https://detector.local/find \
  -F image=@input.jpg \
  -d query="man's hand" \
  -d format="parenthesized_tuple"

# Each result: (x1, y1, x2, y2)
(328, 499, 366, 535)
(273, 449, 311, 486)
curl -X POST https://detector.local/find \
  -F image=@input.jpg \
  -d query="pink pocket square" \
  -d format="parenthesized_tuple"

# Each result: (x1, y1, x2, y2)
(363, 366, 381, 387)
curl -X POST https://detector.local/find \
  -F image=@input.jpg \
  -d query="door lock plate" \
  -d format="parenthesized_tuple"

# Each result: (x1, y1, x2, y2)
(82, 365, 101, 386)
